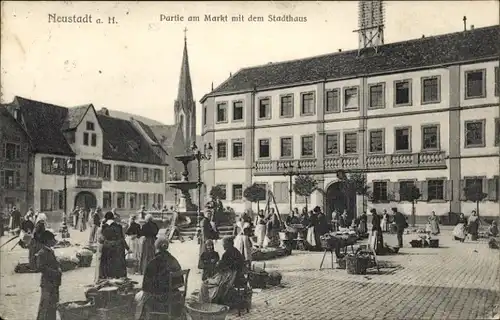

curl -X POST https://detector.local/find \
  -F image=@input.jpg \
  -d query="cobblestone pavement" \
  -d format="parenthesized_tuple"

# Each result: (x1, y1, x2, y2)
(1, 227, 499, 320)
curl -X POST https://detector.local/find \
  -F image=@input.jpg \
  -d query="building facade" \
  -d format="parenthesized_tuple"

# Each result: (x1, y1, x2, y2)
(4, 98, 168, 219)
(200, 25, 500, 222)
(0, 107, 32, 214)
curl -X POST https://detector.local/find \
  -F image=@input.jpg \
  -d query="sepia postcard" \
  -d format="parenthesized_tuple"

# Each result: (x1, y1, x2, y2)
(1, 1, 499, 319)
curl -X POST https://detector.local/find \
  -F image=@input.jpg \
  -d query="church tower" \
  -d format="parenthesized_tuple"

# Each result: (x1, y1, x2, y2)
(174, 29, 196, 149)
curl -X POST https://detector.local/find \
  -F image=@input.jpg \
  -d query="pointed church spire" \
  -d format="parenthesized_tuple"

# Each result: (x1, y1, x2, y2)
(176, 28, 194, 113)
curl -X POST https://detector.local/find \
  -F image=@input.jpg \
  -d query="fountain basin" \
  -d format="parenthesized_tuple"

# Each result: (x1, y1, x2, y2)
(166, 180, 199, 191)
(174, 154, 196, 163)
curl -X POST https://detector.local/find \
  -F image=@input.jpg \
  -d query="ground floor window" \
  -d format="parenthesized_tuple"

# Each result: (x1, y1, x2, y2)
(399, 180, 416, 201)
(40, 189, 53, 211)
(103, 192, 112, 209)
(427, 180, 444, 201)
(372, 181, 388, 202)
(116, 192, 126, 209)
(129, 193, 137, 209)
(232, 184, 243, 201)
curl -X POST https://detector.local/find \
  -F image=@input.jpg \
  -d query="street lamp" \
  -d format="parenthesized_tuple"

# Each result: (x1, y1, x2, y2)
(282, 162, 302, 213)
(191, 141, 213, 226)
(52, 158, 73, 239)
(168, 169, 180, 210)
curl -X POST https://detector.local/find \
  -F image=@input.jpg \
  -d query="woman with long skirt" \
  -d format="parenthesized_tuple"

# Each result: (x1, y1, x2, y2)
(125, 215, 141, 274)
(254, 210, 267, 248)
(98, 211, 129, 280)
(88, 209, 101, 244)
(138, 214, 159, 275)
(452, 213, 467, 242)
(370, 209, 385, 255)
(29, 213, 47, 270)
(467, 210, 480, 241)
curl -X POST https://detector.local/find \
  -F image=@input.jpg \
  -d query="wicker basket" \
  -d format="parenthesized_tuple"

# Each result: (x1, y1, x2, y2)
(346, 255, 369, 275)
(429, 239, 439, 248)
(410, 240, 423, 248)
(185, 302, 230, 320)
(77, 255, 93, 268)
(57, 300, 96, 320)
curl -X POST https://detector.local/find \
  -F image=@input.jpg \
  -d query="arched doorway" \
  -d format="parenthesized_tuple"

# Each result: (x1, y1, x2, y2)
(74, 191, 97, 211)
(325, 182, 356, 223)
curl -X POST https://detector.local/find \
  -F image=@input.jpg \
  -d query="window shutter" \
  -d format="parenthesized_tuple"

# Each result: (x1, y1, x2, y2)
(149, 169, 154, 182)
(460, 180, 466, 201)
(393, 181, 401, 201)
(482, 177, 488, 197)
(487, 177, 498, 201)
(445, 180, 453, 201)
(366, 182, 373, 198)
(97, 162, 103, 178)
(53, 191, 59, 211)
(114, 166, 119, 181)
(0, 143, 4, 158)
(112, 192, 117, 208)
(281, 182, 288, 204)
(420, 181, 428, 201)
(149, 194, 154, 207)
(0, 170, 4, 188)
(273, 182, 281, 203)
(76, 160, 82, 176)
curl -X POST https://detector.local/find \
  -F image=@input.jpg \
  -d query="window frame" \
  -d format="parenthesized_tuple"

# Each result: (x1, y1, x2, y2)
(91, 133, 97, 146)
(83, 132, 89, 146)
(103, 191, 112, 209)
(232, 184, 243, 201)
(368, 82, 386, 110)
(343, 86, 360, 111)
(421, 123, 440, 151)
(426, 178, 446, 202)
(343, 131, 358, 155)
(394, 126, 412, 152)
(216, 139, 228, 160)
(257, 97, 272, 120)
(368, 128, 385, 154)
(398, 179, 418, 202)
(231, 139, 244, 160)
(495, 66, 499, 97)
(279, 136, 293, 159)
(394, 79, 413, 107)
(464, 69, 486, 100)
(495, 118, 500, 147)
(300, 134, 315, 158)
(258, 138, 271, 159)
(279, 94, 294, 118)
(372, 180, 389, 203)
(325, 88, 341, 114)
(216, 184, 227, 200)
(300, 91, 315, 116)
(464, 119, 486, 148)
(215, 101, 228, 124)
(86, 121, 95, 131)
(421, 75, 441, 104)
(203, 105, 207, 126)
(232, 100, 244, 122)
(324, 131, 340, 157)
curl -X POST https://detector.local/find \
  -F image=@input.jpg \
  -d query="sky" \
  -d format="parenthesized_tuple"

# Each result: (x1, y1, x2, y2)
(1, 1, 499, 130)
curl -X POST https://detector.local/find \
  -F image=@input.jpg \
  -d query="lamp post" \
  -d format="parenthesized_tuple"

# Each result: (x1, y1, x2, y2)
(191, 142, 213, 226)
(52, 158, 73, 239)
(282, 163, 301, 213)
(168, 170, 179, 210)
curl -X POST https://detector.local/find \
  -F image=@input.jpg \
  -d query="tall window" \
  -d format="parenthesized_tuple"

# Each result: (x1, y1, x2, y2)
(301, 135, 314, 157)
(465, 177, 483, 194)
(103, 192, 112, 209)
(273, 181, 289, 203)
(258, 98, 271, 119)
(129, 193, 137, 209)
(325, 133, 339, 155)
(344, 132, 358, 154)
(495, 67, 499, 97)
(372, 181, 388, 202)
(495, 118, 500, 146)
(203, 106, 207, 125)
(129, 166, 138, 181)
(0, 170, 20, 189)
(465, 70, 485, 99)
(216, 102, 227, 123)
(369, 84, 384, 109)
(399, 181, 416, 201)
(427, 180, 444, 201)
(216, 185, 227, 200)
(232, 101, 243, 121)
(103, 164, 111, 180)
(301, 92, 315, 115)
(91, 133, 97, 146)
(369, 130, 384, 153)
(259, 139, 270, 158)
(83, 132, 89, 145)
(82, 160, 90, 176)
(344, 87, 359, 110)
(89, 160, 98, 176)
(232, 184, 243, 201)
(280, 137, 293, 158)
(153, 169, 162, 183)
(422, 125, 439, 150)
(142, 168, 149, 182)
(464, 120, 485, 148)
(86, 121, 95, 130)
(40, 189, 53, 211)
(4, 143, 21, 160)
(232, 140, 243, 159)
(325, 89, 340, 113)
(280, 95, 293, 117)
(116, 192, 126, 209)
(395, 128, 411, 151)
(216, 141, 227, 159)
(422, 76, 440, 103)
(395, 80, 412, 106)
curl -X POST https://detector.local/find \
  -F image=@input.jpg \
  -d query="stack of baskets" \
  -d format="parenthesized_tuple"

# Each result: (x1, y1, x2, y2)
(346, 254, 370, 275)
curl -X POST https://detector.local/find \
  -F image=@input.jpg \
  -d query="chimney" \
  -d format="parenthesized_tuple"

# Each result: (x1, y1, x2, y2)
(211, 82, 214, 91)
(422, 35, 425, 38)
(463, 16, 467, 31)
(470, 25, 475, 30)
(100, 107, 110, 116)
(230, 72, 232, 77)
(338, 49, 342, 52)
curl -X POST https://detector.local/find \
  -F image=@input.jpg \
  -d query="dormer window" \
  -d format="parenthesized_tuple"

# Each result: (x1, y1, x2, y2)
(86, 121, 95, 131)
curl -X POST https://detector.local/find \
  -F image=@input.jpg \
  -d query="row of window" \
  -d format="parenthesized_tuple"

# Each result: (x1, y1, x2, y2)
(206, 68, 500, 125)
(83, 121, 98, 147)
(1, 143, 22, 160)
(213, 183, 309, 203)
(0, 170, 21, 189)
(41, 157, 164, 183)
(39, 190, 164, 212)
(371, 177, 499, 202)
(215, 118, 499, 160)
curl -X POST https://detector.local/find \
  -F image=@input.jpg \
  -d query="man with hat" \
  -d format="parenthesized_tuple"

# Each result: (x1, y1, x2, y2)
(392, 207, 408, 248)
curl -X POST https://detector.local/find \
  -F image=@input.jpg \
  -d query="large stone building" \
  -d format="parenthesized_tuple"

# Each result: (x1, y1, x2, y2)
(0, 106, 32, 214)
(200, 25, 500, 222)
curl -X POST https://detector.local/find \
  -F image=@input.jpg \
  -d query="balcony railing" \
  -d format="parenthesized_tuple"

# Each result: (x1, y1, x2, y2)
(253, 151, 446, 174)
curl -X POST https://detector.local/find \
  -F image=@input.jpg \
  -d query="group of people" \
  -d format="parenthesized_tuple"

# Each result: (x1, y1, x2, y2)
(452, 210, 498, 242)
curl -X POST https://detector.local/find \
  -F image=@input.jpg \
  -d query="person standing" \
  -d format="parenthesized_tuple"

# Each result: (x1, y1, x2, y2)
(381, 210, 389, 232)
(358, 211, 368, 235)
(138, 214, 159, 275)
(392, 207, 408, 248)
(370, 209, 384, 254)
(427, 211, 440, 235)
(9, 206, 22, 234)
(79, 208, 87, 232)
(265, 209, 281, 248)
(125, 215, 141, 274)
(138, 205, 147, 220)
(234, 222, 253, 264)
(200, 210, 218, 256)
(29, 214, 47, 269)
(254, 210, 267, 248)
(35, 230, 62, 320)
(98, 211, 130, 280)
(89, 209, 101, 244)
(198, 239, 220, 281)
(72, 207, 79, 230)
(467, 210, 480, 241)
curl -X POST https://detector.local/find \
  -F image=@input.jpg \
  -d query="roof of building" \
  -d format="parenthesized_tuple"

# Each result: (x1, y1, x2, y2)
(202, 25, 499, 101)
(6, 96, 166, 164)
(149, 124, 181, 148)
(105, 109, 165, 126)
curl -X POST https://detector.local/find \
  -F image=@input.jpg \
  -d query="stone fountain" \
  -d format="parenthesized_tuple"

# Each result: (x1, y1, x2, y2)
(166, 154, 199, 213)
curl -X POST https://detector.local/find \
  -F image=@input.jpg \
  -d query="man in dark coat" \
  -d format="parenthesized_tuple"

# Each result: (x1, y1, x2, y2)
(392, 207, 408, 248)
(36, 230, 61, 320)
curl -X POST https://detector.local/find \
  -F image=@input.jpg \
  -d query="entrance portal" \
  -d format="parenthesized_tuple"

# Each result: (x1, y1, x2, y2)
(325, 182, 356, 223)
(74, 191, 97, 211)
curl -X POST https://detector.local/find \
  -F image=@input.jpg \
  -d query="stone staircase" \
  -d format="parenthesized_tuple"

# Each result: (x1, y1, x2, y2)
(178, 210, 235, 239)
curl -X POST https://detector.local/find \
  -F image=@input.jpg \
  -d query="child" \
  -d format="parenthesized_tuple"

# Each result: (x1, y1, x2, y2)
(198, 239, 220, 281)
(35, 230, 62, 320)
